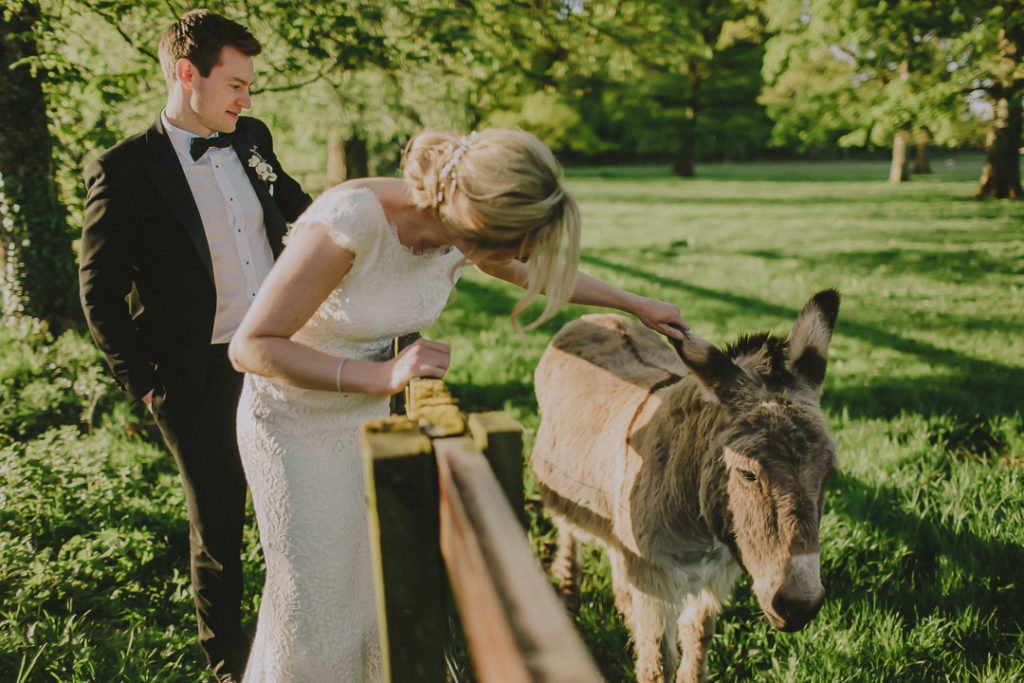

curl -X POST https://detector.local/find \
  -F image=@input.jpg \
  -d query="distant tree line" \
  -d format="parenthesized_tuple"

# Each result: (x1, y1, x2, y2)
(1, 0, 1021, 328)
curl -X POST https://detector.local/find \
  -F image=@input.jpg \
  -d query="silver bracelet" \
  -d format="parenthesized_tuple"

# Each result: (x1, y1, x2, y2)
(335, 358, 347, 392)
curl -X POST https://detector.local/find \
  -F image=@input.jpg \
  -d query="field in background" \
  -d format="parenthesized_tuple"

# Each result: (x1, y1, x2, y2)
(3, 155, 1022, 681)
(433, 154, 1024, 681)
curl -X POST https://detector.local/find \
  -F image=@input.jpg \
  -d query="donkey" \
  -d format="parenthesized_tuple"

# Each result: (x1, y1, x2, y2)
(531, 290, 840, 683)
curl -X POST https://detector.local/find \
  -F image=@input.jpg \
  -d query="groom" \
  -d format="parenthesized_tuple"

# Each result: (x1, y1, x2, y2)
(79, 9, 311, 682)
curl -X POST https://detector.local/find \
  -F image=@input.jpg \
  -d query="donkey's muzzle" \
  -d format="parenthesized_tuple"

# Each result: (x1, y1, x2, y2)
(771, 590, 825, 632)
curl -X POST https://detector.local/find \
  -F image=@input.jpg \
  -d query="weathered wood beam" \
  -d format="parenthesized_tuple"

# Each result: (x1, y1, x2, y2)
(361, 417, 446, 682)
(468, 412, 527, 529)
(435, 437, 604, 683)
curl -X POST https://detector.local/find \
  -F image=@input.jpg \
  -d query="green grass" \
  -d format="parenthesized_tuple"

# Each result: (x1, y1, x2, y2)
(2, 155, 1022, 681)
(431, 154, 1024, 681)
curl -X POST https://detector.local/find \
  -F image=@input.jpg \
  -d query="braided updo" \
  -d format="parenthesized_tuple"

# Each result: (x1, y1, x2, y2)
(402, 129, 581, 331)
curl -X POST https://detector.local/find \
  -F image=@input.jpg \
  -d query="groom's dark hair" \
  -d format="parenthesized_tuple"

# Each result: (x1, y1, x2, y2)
(159, 9, 261, 84)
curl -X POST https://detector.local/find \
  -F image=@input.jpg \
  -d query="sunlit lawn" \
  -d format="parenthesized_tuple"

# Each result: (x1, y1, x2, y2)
(432, 153, 1024, 681)
(2, 154, 1022, 681)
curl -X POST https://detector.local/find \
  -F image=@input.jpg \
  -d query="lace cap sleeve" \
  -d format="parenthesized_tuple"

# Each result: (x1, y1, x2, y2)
(286, 187, 383, 252)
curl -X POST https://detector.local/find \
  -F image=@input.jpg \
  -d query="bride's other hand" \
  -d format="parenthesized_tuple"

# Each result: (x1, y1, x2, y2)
(386, 338, 451, 393)
(629, 295, 689, 340)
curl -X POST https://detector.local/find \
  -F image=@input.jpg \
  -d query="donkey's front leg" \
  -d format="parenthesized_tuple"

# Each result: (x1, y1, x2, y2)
(628, 587, 675, 683)
(675, 588, 718, 683)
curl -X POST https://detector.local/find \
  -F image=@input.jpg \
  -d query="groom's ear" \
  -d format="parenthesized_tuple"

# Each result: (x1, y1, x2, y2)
(176, 58, 197, 89)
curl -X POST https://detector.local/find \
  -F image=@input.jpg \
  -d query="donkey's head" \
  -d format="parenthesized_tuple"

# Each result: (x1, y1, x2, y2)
(670, 289, 840, 632)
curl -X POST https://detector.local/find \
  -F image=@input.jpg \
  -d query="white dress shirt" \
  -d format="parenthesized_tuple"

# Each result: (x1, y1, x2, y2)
(161, 111, 275, 343)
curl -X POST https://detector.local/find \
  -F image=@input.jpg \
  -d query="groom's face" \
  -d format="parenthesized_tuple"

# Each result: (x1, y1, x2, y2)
(186, 45, 254, 136)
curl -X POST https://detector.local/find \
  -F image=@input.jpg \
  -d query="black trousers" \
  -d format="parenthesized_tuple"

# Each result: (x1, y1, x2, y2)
(151, 345, 248, 681)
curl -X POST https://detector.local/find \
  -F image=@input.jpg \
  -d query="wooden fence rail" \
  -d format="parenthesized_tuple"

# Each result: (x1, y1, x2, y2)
(361, 379, 602, 682)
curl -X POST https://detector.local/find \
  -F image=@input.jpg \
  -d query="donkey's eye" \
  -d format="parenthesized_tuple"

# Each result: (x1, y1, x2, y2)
(738, 469, 758, 483)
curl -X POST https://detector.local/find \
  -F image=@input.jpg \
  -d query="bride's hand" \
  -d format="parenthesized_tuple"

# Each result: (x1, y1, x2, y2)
(630, 295, 689, 340)
(386, 339, 452, 393)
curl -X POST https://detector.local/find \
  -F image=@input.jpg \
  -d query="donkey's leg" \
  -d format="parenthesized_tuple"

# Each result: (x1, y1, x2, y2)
(607, 547, 633, 621)
(674, 588, 719, 683)
(550, 521, 582, 611)
(616, 556, 676, 683)
(660, 612, 680, 680)
(627, 585, 673, 683)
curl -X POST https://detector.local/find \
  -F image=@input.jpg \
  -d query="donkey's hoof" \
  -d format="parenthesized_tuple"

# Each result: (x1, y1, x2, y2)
(557, 581, 580, 612)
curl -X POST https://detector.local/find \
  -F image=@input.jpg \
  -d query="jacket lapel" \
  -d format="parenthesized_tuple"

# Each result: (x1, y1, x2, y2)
(141, 118, 216, 282)
(231, 124, 288, 258)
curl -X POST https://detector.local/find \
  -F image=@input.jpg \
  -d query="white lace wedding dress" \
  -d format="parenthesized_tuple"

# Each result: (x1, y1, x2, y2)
(237, 187, 464, 682)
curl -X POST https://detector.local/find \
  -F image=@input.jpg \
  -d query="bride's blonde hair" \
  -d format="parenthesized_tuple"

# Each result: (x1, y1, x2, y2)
(402, 129, 581, 331)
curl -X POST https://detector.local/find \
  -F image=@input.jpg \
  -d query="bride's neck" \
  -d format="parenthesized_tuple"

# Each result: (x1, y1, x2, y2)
(396, 213, 449, 253)
(379, 183, 450, 253)
(350, 177, 451, 253)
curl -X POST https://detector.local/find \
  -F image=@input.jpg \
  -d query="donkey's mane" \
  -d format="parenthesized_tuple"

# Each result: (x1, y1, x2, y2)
(724, 333, 793, 389)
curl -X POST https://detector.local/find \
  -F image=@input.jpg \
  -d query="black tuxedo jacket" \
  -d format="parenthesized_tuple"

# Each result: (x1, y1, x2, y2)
(79, 116, 312, 401)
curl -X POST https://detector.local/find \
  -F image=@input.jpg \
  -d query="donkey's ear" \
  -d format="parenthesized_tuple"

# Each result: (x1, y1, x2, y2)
(787, 289, 840, 391)
(670, 330, 743, 403)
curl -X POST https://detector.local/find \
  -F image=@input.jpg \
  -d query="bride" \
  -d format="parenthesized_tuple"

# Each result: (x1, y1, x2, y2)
(228, 128, 688, 681)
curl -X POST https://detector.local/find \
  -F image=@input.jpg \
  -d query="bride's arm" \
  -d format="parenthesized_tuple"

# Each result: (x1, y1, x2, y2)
(474, 260, 689, 339)
(229, 223, 450, 394)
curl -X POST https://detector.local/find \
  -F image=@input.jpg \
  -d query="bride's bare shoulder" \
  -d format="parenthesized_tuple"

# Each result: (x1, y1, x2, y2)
(336, 177, 402, 196)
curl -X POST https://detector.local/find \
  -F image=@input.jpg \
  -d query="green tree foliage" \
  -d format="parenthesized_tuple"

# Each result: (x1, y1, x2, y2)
(762, 0, 979, 181)
(573, 0, 770, 174)
(15, 0, 778, 210)
(763, 0, 1022, 196)
(447, 0, 610, 155)
(37, 1, 486, 187)
(241, 0, 409, 178)
(448, 0, 771, 172)
(0, 0, 80, 330)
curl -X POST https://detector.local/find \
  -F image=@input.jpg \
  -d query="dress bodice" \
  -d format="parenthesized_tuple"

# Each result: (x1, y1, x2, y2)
(247, 186, 465, 410)
(290, 185, 465, 359)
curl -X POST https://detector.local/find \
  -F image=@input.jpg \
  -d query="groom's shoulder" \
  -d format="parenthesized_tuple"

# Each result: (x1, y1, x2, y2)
(236, 115, 272, 140)
(85, 128, 151, 181)
(89, 122, 157, 168)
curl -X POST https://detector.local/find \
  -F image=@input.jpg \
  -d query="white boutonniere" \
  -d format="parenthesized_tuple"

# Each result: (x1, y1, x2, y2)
(248, 146, 278, 194)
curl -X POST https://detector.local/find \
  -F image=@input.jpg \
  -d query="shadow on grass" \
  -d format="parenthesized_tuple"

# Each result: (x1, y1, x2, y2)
(446, 276, 599, 348)
(449, 262, 1022, 680)
(565, 159, 987, 185)
(579, 253, 1024, 421)
(450, 258, 1022, 420)
(705, 463, 1023, 680)
(445, 379, 536, 415)
(574, 189, 992, 208)
(733, 246, 1024, 282)
(823, 467, 1023, 640)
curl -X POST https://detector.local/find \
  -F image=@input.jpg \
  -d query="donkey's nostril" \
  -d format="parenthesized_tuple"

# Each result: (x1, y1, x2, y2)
(772, 592, 824, 632)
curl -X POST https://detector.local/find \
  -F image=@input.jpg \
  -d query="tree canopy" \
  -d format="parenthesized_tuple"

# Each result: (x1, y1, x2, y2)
(1, 0, 1020, 325)
(763, 0, 1022, 192)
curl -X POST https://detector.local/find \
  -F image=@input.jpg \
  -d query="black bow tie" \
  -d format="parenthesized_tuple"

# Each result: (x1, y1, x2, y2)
(189, 133, 233, 161)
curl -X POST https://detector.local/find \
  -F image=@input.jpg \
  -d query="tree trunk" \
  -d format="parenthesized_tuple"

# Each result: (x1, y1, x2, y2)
(326, 131, 369, 184)
(673, 71, 699, 177)
(326, 129, 346, 187)
(912, 127, 931, 175)
(889, 128, 910, 183)
(975, 91, 1023, 199)
(344, 136, 369, 180)
(975, 23, 1023, 200)
(673, 133, 696, 177)
(0, 1, 79, 331)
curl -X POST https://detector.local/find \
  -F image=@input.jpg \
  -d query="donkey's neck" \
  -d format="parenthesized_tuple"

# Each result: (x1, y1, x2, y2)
(640, 377, 726, 544)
